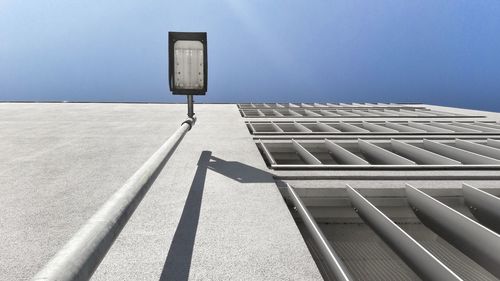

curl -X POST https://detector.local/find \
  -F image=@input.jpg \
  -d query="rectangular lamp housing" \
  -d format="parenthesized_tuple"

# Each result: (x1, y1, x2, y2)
(169, 32, 207, 95)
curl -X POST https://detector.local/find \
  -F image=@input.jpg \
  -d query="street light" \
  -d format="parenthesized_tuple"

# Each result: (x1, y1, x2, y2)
(31, 33, 208, 281)
(169, 32, 207, 118)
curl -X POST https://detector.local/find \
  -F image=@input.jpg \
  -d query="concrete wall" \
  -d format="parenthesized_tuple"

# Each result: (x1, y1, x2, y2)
(0, 103, 321, 280)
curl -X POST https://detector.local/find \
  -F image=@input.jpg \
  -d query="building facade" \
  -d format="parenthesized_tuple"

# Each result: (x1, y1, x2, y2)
(2, 102, 500, 280)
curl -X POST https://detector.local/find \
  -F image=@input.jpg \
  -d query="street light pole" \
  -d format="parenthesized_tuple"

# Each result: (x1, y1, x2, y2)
(32, 31, 208, 281)
(187, 95, 194, 118)
(32, 119, 195, 281)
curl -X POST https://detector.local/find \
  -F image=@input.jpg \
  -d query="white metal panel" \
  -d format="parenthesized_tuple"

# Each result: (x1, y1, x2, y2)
(272, 109, 284, 117)
(407, 122, 453, 133)
(316, 122, 341, 132)
(319, 110, 341, 116)
(258, 141, 277, 165)
(362, 121, 399, 133)
(347, 185, 462, 281)
(474, 122, 500, 131)
(487, 139, 500, 149)
(406, 184, 500, 279)
(287, 109, 303, 117)
(463, 183, 500, 234)
(451, 122, 499, 132)
(423, 140, 500, 164)
(338, 122, 370, 133)
(429, 122, 480, 133)
(286, 184, 354, 281)
(367, 109, 393, 116)
(304, 109, 322, 117)
(455, 139, 500, 160)
(399, 109, 434, 116)
(383, 109, 414, 116)
(336, 110, 359, 117)
(352, 110, 378, 117)
(391, 140, 461, 165)
(358, 139, 416, 165)
(292, 140, 322, 165)
(293, 122, 312, 133)
(385, 122, 426, 133)
(324, 140, 369, 165)
(270, 122, 284, 133)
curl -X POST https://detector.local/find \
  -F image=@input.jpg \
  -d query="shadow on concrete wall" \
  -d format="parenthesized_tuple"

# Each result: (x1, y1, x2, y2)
(159, 151, 275, 280)
(207, 155, 274, 183)
(159, 151, 210, 281)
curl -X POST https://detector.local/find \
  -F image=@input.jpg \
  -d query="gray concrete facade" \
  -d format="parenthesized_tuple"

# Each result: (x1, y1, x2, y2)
(3, 102, 500, 280)
(0, 103, 321, 280)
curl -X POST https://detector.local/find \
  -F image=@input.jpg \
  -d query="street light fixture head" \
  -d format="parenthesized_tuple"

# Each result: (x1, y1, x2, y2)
(168, 32, 207, 95)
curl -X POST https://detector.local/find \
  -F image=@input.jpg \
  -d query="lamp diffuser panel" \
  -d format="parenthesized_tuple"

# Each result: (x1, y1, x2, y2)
(174, 40, 204, 90)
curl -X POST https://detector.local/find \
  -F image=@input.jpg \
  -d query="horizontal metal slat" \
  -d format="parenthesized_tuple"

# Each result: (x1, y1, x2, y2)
(272, 109, 284, 117)
(406, 184, 500, 279)
(384, 109, 414, 116)
(474, 122, 500, 131)
(287, 109, 302, 117)
(358, 139, 416, 165)
(362, 121, 399, 133)
(324, 140, 369, 165)
(258, 141, 276, 165)
(346, 185, 462, 281)
(416, 109, 449, 116)
(304, 109, 322, 117)
(247, 122, 258, 134)
(407, 122, 454, 133)
(316, 122, 341, 132)
(270, 122, 284, 133)
(352, 110, 378, 117)
(336, 110, 359, 117)
(292, 140, 322, 165)
(455, 139, 500, 160)
(385, 122, 426, 133)
(391, 140, 461, 165)
(400, 109, 434, 116)
(293, 122, 312, 133)
(338, 122, 369, 133)
(463, 183, 500, 234)
(319, 110, 341, 117)
(367, 109, 393, 116)
(429, 122, 480, 133)
(452, 122, 500, 132)
(256, 109, 265, 117)
(286, 184, 354, 281)
(487, 139, 500, 149)
(423, 139, 500, 164)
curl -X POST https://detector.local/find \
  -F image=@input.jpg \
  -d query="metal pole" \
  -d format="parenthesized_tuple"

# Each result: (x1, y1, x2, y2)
(32, 116, 196, 281)
(285, 183, 353, 281)
(187, 95, 194, 118)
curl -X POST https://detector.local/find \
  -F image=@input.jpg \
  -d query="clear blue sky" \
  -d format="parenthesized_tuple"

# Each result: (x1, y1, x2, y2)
(1, 1, 500, 111)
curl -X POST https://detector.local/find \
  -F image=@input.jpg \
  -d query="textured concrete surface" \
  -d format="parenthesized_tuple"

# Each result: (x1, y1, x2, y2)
(0, 103, 321, 280)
